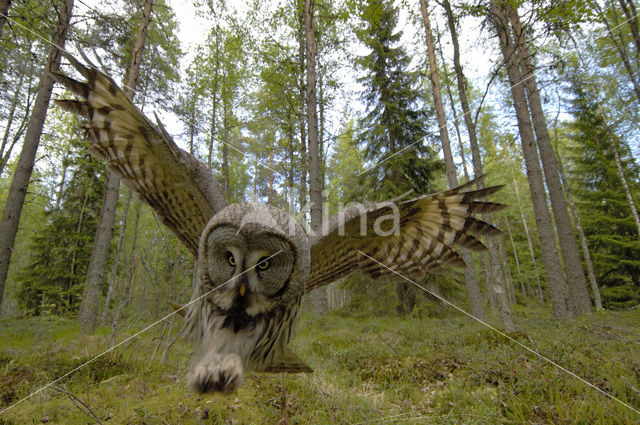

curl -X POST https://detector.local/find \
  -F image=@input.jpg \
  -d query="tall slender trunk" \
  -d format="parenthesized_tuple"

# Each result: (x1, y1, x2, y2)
(189, 103, 195, 155)
(222, 99, 230, 201)
(110, 201, 141, 348)
(437, 37, 469, 181)
(601, 109, 640, 237)
(207, 29, 220, 169)
(513, 182, 544, 305)
(305, 0, 327, 315)
(297, 0, 307, 215)
(594, 0, 640, 101)
(438, 0, 518, 326)
(0, 69, 26, 172)
(78, 0, 153, 332)
(421, 0, 505, 325)
(490, 0, 570, 320)
(504, 216, 527, 299)
(0, 51, 36, 177)
(557, 160, 603, 310)
(0, 0, 11, 38)
(100, 190, 133, 324)
(54, 144, 71, 211)
(618, 0, 640, 57)
(0, 0, 74, 308)
(508, 7, 591, 315)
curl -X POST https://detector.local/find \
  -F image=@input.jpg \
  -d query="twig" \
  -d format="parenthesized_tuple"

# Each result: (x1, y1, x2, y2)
(50, 385, 104, 424)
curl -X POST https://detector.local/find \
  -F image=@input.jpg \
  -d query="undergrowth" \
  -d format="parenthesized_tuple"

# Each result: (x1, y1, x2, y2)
(1, 307, 639, 424)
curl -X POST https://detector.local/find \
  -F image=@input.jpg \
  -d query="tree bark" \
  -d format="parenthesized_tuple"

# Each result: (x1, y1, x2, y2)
(600, 108, 640, 237)
(595, 1, 640, 101)
(222, 99, 230, 201)
(305, 0, 327, 315)
(78, 0, 153, 332)
(0, 0, 11, 38)
(421, 0, 505, 325)
(437, 0, 518, 326)
(297, 0, 307, 215)
(100, 190, 133, 324)
(490, 0, 571, 320)
(0, 66, 31, 176)
(207, 26, 220, 169)
(507, 6, 592, 315)
(556, 157, 603, 310)
(0, 0, 74, 309)
(618, 0, 640, 57)
(513, 182, 544, 305)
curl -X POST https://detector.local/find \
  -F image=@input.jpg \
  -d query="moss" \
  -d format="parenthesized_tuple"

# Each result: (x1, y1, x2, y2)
(0, 310, 639, 423)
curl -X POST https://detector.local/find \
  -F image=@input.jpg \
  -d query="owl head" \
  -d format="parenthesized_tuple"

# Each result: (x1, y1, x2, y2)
(197, 203, 310, 319)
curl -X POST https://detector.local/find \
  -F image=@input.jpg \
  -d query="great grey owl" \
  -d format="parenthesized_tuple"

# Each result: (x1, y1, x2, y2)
(52, 51, 505, 393)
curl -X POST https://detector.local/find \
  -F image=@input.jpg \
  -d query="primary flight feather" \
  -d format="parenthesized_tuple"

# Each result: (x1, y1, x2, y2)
(52, 50, 505, 393)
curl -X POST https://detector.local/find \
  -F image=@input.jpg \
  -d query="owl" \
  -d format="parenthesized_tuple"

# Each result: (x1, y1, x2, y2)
(52, 51, 505, 393)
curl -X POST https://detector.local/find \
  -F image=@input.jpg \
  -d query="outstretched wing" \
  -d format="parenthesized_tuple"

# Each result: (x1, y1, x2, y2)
(51, 50, 227, 255)
(306, 177, 505, 292)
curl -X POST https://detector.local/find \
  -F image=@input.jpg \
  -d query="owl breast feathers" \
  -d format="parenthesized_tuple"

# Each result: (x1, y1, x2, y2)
(52, 50, 505, 393)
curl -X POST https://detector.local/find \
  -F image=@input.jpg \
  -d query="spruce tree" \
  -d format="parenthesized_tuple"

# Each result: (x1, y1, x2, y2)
(355, 0, 441, 199)
(16, 114, 105, 315)
(569, 82, 640, 308)
(355, 0, 442, 314)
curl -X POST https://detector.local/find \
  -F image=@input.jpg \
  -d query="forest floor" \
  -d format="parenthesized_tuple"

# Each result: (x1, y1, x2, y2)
(1, 306, 640, 424)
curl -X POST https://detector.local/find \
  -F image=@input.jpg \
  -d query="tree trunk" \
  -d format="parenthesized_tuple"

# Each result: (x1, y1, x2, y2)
(207, 27, 220, 169)
(110, 201, 141, 348)
(305, 0, 327, 315)
(514, 182, 544, 305)
(438, 39, 470, 181)
(557, 159, 603, 310)
(618, 0, 640, 57)
(0, 0, 74, 308)
(100, 190, 133, 324)
(507, 6, 592, 315)
(0, 67, 27, 175)
(78, 0, 153, 332)
(438, 0, 519, 326)
(490, 0, 571, 320)
(421, 0, 502, 325)
(0, 0, 11, 38)
(297, 0, 307, 215)
(222, 100, 230, 201)
(595, 1, 640, 101)
(602, 109, 640, 237)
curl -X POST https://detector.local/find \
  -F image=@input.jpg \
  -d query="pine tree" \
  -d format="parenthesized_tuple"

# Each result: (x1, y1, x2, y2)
(569, 82, 640, 308)
(355, 0, 442, 314)
(355, 0, 441, 197)
(16, 112, 105, 315)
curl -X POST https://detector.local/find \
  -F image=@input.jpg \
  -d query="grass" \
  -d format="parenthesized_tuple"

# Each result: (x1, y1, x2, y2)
(0, 306, 639, 424)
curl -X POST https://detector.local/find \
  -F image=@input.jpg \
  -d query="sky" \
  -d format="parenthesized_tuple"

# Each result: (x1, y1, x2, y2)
(70, 0, 502, 166)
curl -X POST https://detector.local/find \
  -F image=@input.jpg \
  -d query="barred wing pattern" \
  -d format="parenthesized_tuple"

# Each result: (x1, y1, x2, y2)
(306, 178, 505, 292)
(51, 51, 227, 254)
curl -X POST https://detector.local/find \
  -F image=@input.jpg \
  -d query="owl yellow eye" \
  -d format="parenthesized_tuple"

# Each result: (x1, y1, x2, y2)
(257, 257, 270, 270)
(227, 253, 236, 266)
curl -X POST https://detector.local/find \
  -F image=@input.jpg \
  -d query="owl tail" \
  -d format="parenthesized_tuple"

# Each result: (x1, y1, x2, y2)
(263, 348, 313, 374)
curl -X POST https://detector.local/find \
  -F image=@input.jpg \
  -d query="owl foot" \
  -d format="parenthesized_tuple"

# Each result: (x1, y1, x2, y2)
(188, 353, 244, 394)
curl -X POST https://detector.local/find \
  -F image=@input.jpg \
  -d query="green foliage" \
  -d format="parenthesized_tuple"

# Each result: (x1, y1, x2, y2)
(354, 0, 442, 199)
(15, 110, 105, 316)
(568, 81, 640, 307)
(2, 310, 640, 423)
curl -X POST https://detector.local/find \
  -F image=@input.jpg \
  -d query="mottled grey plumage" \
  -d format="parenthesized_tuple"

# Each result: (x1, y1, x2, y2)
(52, 51, 505, 393)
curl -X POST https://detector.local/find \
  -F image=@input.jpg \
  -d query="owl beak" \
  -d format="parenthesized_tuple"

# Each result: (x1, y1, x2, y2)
(239, 283, 247, 297)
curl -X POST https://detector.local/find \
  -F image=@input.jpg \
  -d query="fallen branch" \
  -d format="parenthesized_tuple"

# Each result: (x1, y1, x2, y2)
(51, 385, 104, 424)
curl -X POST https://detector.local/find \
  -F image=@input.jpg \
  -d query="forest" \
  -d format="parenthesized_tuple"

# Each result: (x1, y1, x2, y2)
(0, 0, 640, 423)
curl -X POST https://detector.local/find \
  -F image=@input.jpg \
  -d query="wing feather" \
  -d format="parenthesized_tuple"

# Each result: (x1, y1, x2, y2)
(306, 176, 505, 291)
(51, 50, 227, 254)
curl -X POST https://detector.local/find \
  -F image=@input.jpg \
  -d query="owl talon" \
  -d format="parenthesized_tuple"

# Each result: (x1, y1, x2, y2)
(188, 353, 244, 394)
